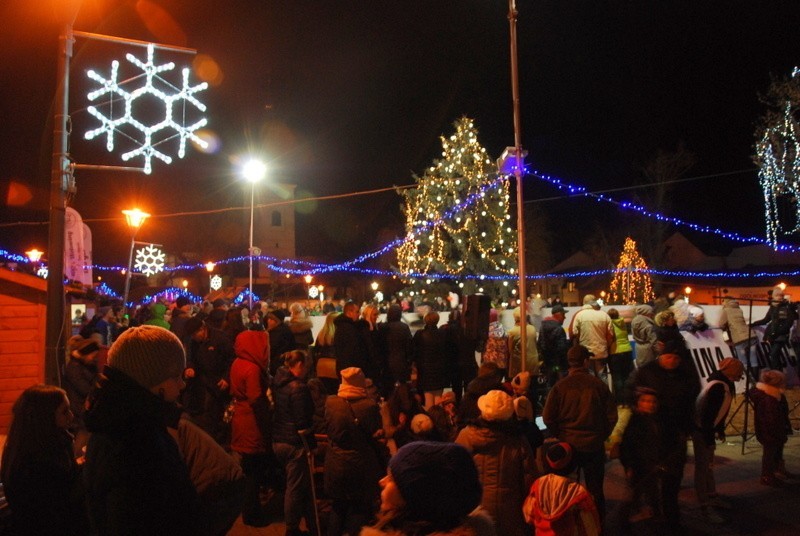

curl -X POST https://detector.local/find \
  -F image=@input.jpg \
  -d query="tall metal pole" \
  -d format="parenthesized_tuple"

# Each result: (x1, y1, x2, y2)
(249, 181, 255, 311)
(122, 237, 136, 311)
(45, 4, 81, 387)
(508, 0, 527, 370)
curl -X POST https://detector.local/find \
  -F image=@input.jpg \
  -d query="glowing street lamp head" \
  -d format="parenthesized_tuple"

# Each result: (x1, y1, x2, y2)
(25, 249, 44, 263)
(371, 281, 379, 291)
(304, 274, 313, 285)
(122, 208, 150, 230)
(779, 282, 787, 291)
(205, 261, 216, 273)
(242, 158, 267, 183)
(684, 286, 692, 296)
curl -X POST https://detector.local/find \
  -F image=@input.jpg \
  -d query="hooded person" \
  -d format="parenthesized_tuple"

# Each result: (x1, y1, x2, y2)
(749, 369, 794, 486)
(83, 325, 202, 535)
(456, 390, 537, 536)
(229, 330, 272, 526)
(361, 441, 495, 536)
(287, 302, 314, 351)
(631, 304, 658, 367)
(325, 367, 385, 535)
(523, 441, 601, 536)
(144, 302, 171, 329)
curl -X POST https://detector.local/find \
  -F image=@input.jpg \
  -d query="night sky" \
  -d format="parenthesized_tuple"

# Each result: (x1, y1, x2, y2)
(2, 0, 800, 275)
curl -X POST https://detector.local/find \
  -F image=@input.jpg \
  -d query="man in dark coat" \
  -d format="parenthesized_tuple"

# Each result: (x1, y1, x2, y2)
(84, 326, 201, 535)
(629, 339, 700, 530)
(378, 304, 413, 390)
(413, 311, 454, 409)
(271, 351, 317, 536)
(267, 310, 295, 375)
(334, 302, 369, 374)
(538, 304, 570, 388)
(184, 316, 235, 445)
(752, 287, 798, 370)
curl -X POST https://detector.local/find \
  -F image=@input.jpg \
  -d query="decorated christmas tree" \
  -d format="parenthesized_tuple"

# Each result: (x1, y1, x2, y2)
(396, 117, 517, 300)
(609, 237, 654, 305)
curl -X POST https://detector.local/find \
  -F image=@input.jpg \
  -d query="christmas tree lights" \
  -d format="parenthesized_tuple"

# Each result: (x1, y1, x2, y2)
(754, 67, 800, 248)
(396, 118, 517, 298)
(609, 237, 655, 304)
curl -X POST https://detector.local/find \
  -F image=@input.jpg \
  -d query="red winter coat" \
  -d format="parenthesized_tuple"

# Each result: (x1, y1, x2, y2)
(230, 330, 271, 454)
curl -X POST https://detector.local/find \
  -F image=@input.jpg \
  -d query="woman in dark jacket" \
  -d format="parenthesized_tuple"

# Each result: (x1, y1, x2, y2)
(0, 385, 88, 536)
(83, 325, 201, 536)
(412, 311, 453, 409)
(271, 350, 318, 536)
(230, 330, 272, 526)
(324, 367, 384, 535)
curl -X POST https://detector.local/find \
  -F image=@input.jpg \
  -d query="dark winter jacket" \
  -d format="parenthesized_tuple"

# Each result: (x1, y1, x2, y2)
(271, 366, 315, 447)
(455, 421, 536, 536)
(749, 382, 792, 445)
(538, 316, 569, 372)
(753, 300, 798, 342)
(413, 324, 452, 392)
(187, 326, 235, 389)
(620, 411, 661, 476)
(334, 314, 369, 374)
(2, 429, 88, 536)
(379, 317, 413, 384)
(323, 394, 383, 501)
(630, 357, 700, 438)
(83, 367, 201, 535)
(230, 330, 271, 454)
(268, 321, 295, 375)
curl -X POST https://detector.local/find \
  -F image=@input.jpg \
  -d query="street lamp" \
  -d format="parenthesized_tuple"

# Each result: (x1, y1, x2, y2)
(304, 274, 313, 298)
(241, 158, 267, 310)
(121, 208, 150, 312)
(26, 249, 44, 275)
(205, 261, 216, 294)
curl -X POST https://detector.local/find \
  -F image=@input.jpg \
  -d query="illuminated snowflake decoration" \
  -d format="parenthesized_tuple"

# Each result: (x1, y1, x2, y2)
(37, 266, 49, 279)
(210, 274, 223, 291)
(308, 285, 319, 299)
(84, 43, 208, 174)
(134, 244, 166, 276)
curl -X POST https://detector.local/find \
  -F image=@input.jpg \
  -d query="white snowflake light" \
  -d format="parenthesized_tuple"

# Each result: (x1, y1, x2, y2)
(210, 274, 222, 291)
(85, 44, 209, 174)
(37, 266, 49, 279)
(308, 286, 319, 299)
(134, 244, 166, 276)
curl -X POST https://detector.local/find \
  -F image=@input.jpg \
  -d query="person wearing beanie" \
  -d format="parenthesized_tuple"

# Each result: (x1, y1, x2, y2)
(692, 357, 744, 521)
(63, 336, 100, 455)
(459, 362, 504, 425)
(83, 325, 202, 535)
(456, 390, 536, 536)
(362, 441, 495, 536)
(523, 441, 601, 535)
(324, 367, 384, 535)
(749, 369, 794, 486)
(543, 345, 617, 520)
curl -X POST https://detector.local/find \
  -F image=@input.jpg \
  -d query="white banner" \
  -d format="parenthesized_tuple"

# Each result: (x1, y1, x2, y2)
(64, 207, 86, 283)
(81, 223, 93, 286)
(681, 327, 799, 389)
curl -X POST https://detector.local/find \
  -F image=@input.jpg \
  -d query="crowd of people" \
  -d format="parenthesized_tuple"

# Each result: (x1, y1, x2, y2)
(1, 287, 797, 535)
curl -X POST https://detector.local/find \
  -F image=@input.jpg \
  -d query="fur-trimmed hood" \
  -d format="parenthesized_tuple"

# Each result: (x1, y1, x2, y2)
(360, 508, 496, 536)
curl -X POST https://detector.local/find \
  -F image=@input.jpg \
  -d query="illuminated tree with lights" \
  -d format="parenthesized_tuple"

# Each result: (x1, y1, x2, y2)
(396, 117, 517, 299)
(754, 67, 800, 248)
(609, 237, 654, 305)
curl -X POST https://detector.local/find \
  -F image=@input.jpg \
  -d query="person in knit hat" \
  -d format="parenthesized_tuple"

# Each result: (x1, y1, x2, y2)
(456, 390, 537, 536)
(543, 344, 617, 521)
(324, 367, 384, 535)
(362, 441, 495, 536)
(749, 369, 794, 486)
(83, 325, 201, 534)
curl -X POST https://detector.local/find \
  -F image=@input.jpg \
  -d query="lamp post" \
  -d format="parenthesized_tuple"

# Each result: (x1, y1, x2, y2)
(26, 249, 44, 275)
(501, 0, 528, 370)
(304, 274, 313, 299)
(242, 158, 267, 310)
(121, 208, 149, 312)
(205, 261, 215, 294)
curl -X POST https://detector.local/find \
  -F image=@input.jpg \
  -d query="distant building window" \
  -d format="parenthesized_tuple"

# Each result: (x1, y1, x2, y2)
(271, 211, 282, 227)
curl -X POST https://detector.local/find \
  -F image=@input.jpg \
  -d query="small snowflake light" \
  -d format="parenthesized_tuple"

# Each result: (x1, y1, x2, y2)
(308, 285, 319, 299)
(85, 43, 208, 174)
(37, 265, 49, 279)
(134, 244, 166, 276)
(210, 274, 222, 291)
